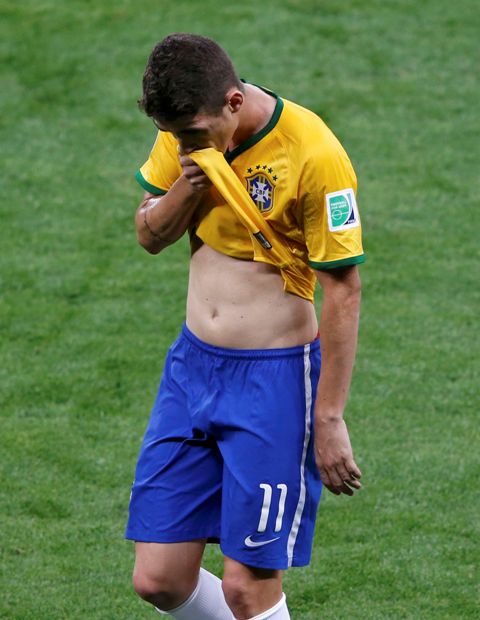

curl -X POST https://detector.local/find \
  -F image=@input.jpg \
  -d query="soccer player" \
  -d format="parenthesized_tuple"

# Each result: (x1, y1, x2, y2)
(126, 33, 365, 620)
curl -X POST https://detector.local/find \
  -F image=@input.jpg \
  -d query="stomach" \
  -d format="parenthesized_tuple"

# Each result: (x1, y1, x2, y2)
(186, 244, 318, 349)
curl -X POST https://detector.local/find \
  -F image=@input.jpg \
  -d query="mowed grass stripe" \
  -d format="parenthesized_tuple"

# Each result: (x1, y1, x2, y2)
(1, 0, 478, 618)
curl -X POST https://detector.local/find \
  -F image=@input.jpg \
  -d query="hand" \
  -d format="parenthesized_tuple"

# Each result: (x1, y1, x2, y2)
(179, 154, 211, 193)
(314, 418, 362, 496)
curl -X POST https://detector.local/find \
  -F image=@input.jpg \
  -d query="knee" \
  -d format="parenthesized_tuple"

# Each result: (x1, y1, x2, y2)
(132, 569, 164, 603)
(132, 566, 197, 610)
(222, 563, 283, 619)
(222, 572, 257, 617)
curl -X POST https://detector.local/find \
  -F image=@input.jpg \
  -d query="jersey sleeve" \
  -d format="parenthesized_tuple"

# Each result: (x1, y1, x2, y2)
(135, 131, 182, 195)
(300, 138, 365, 270)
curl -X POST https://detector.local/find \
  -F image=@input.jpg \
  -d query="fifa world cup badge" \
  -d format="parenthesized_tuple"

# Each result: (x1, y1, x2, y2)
(326, 188, 360, 232)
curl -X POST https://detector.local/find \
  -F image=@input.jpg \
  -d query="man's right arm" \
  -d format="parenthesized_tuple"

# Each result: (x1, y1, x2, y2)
(135, 156, 210, 254)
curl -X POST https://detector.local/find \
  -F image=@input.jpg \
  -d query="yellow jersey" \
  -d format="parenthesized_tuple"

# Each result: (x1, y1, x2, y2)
(135, 86, 365, 302)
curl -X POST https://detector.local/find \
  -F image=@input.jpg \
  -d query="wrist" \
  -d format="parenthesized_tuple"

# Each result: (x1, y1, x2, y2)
(315, 411, 344, 424)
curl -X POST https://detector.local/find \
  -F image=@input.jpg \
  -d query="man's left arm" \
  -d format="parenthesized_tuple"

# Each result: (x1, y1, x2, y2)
(314, 264, 363, 496)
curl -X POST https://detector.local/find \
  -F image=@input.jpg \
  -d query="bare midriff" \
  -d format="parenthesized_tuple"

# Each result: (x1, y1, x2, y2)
(186, 244, 318, 349)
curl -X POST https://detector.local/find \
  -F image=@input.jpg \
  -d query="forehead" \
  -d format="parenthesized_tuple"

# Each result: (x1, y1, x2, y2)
(155, 110, 221, 133)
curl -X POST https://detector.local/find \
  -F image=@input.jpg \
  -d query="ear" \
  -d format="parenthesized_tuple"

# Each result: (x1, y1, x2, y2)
(226, 89, 244, 113)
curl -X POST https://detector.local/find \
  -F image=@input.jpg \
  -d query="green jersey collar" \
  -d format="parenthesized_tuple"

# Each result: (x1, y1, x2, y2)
(225, 83, 284, 163)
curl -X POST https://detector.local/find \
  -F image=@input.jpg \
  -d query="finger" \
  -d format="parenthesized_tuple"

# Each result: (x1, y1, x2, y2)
(328, 466, 345, 491)
(336, 463, 352, 485)
(336, 463, 362, 491)
(332, 460, 364, 495)
(179, 155, 197, 167)
(336, 478, 356, 494)
(324, 481, 341, 495)
(345, 478, 362, 490)
(191, 183, 211, 192)
(329, 481, 354, 496)
(183, 166, 210, 184)
(182, 168, 210, 185)
(317, 464, 331, 487)
(319, 460, 361, 496)
(325, 467, 354, 496)
(335, 477, 355, 496)
(326, 485, 341, 496)
(189, 173, 211, 187)
(317, 466, 340, 495)
(340, 484, 354, 496)
(179, 155, 208, 171)
(185, 169, 207, 180)
(345, 459, 362, 480)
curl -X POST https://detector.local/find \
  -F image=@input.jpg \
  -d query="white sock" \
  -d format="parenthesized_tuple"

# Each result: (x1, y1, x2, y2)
(155, 567, 234, 619)
(245, 593, 290, 620)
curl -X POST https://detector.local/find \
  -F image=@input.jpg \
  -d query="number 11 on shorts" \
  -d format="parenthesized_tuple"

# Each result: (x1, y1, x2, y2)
(257, 483, 288, 533)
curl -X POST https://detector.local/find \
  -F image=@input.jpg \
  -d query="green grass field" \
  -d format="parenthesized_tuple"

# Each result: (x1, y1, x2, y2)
(1, 1, 478, 618)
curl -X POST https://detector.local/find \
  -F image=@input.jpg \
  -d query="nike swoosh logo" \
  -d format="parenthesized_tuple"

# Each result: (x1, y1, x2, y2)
(244, 535, 280, 548)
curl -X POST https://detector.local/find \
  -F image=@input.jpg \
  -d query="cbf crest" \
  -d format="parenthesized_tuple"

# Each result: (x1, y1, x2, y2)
(245, 165, 277, 213)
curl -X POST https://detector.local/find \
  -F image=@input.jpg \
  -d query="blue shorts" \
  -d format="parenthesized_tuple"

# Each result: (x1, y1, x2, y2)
(126, 324, 323, 569)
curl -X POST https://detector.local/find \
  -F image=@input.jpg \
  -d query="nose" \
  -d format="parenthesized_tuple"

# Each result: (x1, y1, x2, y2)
(177, 136, 213, 154)
(180, 143, 212, 155)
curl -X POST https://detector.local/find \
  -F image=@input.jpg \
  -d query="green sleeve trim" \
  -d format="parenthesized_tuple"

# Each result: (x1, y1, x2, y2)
(135, 170, 167, 195)
(309, 254, 366, 271)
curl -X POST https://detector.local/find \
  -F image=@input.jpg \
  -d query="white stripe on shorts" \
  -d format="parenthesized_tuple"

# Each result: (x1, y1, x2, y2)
(286, 343, 313, 566)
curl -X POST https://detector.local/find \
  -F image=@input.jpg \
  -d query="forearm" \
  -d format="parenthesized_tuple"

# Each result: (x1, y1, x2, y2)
(135, 175, 204, 254)
(315, 271, 361, 422)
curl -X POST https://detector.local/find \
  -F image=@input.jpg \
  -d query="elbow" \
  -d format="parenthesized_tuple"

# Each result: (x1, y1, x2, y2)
(143, 243, 163, 255)
(136, 232, 165, 255)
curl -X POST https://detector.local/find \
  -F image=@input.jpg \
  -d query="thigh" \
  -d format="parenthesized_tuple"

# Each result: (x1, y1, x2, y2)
(126, 435, 223, 542)
(126, 335, 223, 543)
(218, 343, 322, 569)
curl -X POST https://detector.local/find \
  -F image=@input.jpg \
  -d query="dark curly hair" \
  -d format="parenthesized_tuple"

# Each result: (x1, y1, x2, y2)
(139, 33, 244, 122)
